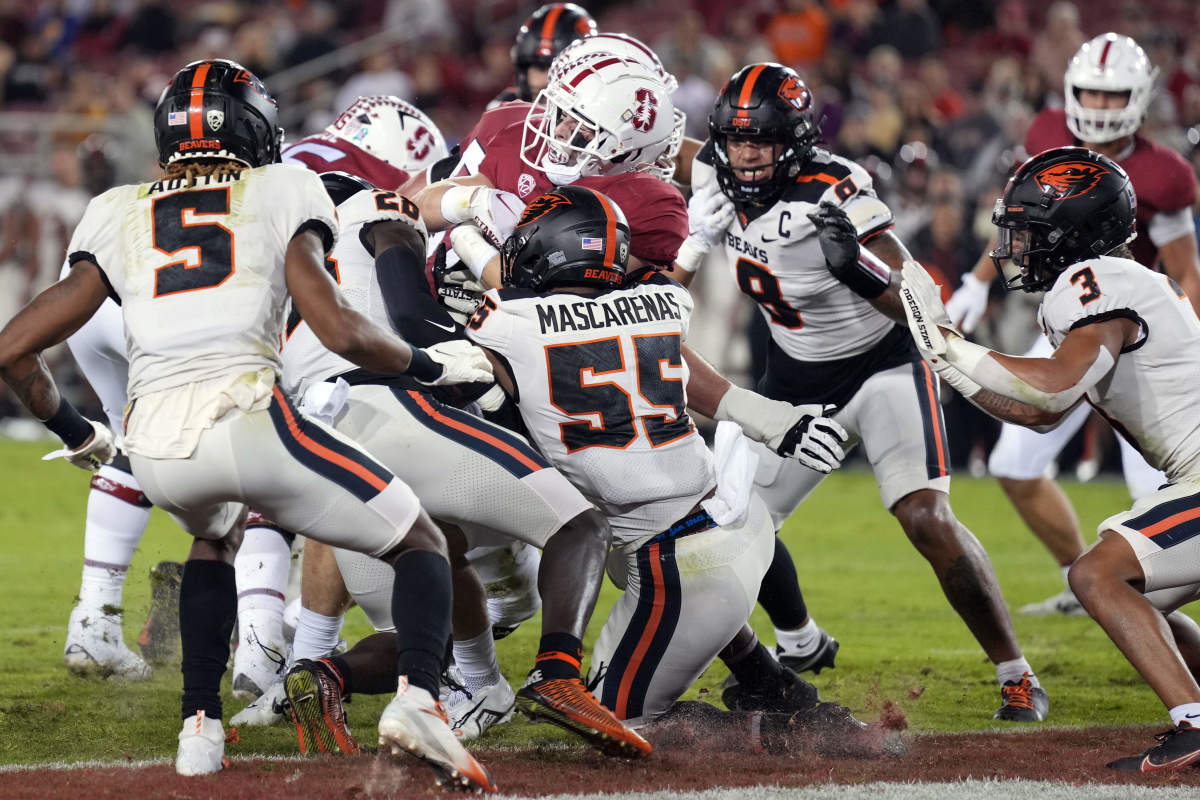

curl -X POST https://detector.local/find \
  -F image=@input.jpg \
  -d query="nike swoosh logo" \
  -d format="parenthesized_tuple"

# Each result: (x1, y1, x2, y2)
(1185, 713, 1200, 718)
(427, 318, 456, 332)
(1140, 750, 1200, 772)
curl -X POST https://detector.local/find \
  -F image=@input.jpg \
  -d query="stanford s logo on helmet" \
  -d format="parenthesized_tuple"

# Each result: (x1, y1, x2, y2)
(153, 59, 283, 168)
(990, 147, 1136, 293)
(501, 186, 630, 292)
(1031, 161, 1111, 201)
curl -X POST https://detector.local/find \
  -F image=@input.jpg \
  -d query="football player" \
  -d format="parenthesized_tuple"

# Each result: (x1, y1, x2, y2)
(490, 2, 596, 107)
(943, 33, 1200, 617)
(683, 62, 1048, 721)
(0, 59, 495, 790)
(900, 146, 1200, 771)
(465, 185, 849, 730)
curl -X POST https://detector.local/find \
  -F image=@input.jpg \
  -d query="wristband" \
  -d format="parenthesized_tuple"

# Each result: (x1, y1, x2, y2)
(405, 348, 443, 383)
(674, 237, 708, 273)
(43, 398, 93, 449)
(440, 185, 478, 226)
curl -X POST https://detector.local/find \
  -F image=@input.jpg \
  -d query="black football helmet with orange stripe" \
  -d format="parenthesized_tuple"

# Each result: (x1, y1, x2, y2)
(501, 186, 630, 291)
(991, 147, 1136, 292)
(512, 3, 596, 101)
(709, 63, 820, 207)
(153, 59, 283, 168)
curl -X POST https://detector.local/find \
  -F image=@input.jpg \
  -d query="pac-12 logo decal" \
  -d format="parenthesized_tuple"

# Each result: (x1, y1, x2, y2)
(206, 110, 225, 132)
(1032, 161, 1111, 200)
(631, 88, 658, 132)
(518, 192, 571, 226)
(777, 76, 812, 112)
(517, 173, 537, 198)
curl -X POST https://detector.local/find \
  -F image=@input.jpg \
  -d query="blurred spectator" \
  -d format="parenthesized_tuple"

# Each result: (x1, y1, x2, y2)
(1028, 1, 1084, 102)
(121, 1, 179, 56)
(764, 0, 829, 68)
(973, 0, 1031, 64)
(917, 58, 965, 123)
(721, 12, 775, 70)
(334, 50, 414, 114)
(873, 0, 941, 60)
(830, 0, 879, 57)
(910, 168, 976, 287)
(285, 2, 340, 69)
(655, 9, 731, 91)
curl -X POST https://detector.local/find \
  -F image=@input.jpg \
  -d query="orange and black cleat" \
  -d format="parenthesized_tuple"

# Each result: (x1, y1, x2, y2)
(515, 673, 652, 757)
(993, 672, 1049, 722)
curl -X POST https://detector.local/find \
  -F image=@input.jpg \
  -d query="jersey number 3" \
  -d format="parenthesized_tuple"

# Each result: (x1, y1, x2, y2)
(545, 333, 691, 452)
(152, 188, 234, 297)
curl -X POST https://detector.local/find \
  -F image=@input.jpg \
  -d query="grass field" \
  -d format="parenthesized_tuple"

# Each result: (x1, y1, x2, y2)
(0, 437, 1182, 768)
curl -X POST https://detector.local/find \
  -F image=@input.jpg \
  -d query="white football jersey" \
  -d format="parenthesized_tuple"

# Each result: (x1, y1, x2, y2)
(67, 164, 337, 401)
(701, 146, 895, 361)
(1039, 254, 1200, 482)
(466, 276, 715, 543)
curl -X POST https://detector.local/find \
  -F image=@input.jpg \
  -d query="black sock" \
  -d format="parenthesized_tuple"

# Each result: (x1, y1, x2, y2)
(724, 641, 782, 687)
(180, 559, 237, 721)
(391, 549, 451, 698)
(330, 632, 400, 695)
(757, 535, 809, 630)
(535, 632, 583, 680)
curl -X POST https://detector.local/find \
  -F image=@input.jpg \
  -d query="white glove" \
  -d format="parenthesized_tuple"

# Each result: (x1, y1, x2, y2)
(944, 272, 990, 334)
(42, 419, 116, 471)
(475, 384, 508, 412)
(900, 261, 956, 359)
(467, 188, 524, 248)
(336, 188, 427, 246)
(416, 340, 493, 386)
(713, 386, 848, 473)
(439, 281, 484, 325)
(686, 182, 735, 251)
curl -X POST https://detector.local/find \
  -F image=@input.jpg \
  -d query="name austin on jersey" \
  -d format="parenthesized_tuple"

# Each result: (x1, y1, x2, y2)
(536, 291, 683, 335)
(146, 169, 242, 194)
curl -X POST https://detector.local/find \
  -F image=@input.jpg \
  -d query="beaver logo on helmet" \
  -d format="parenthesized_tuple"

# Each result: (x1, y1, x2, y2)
(518, 191, 572, 226)
(1033, 161, 1111, 201)
(777, 76, 812, 113)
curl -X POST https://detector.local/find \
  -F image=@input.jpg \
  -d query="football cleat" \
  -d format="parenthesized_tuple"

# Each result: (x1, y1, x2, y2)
(776, 629, 839, 675)
(515, 672, 652, 757)
(230, 678, 288, 727)
(722, 658, 820, 715)
(232, 618, 288, 701)
(378, 677, 497, 792)
(138, 560, 183, 664)
(176, 711, 228, 776)
(1106, 722, 1200, 771)
(284, 659, 360, 755)
(993, 673, 1049, 722)
(1018, 587, 1088, 617)
(444, 667, 516, 742)
(64, 605, 151, 681)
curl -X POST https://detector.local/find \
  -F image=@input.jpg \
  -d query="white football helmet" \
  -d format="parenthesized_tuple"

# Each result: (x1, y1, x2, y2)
(521, 53, 677, 185)
(326, 95, 449, 174)
(1064, 33, 1158, 143)
(548, 33, 686, 182)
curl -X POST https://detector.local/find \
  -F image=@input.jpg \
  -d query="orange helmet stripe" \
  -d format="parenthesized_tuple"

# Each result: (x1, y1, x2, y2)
(187, 63, 211, 140)
(591, 188, 619, 267)
(736, 64, 766, 119)
(539, 4, 565, 55)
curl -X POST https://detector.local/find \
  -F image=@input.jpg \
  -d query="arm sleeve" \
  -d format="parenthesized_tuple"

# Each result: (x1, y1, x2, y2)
(374, 241, 462, 348)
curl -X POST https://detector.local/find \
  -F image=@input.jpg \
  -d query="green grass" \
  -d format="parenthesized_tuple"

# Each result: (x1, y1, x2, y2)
(0, 438, 1183, 765)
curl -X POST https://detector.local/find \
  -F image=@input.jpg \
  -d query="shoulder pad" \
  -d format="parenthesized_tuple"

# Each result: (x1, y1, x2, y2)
(336, 188, 427, 245)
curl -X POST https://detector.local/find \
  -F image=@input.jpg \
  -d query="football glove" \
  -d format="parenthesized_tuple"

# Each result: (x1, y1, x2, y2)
(42, 419, 116, 472)
(433, 259, 485, 325)
(944, 272, 990, 334)
(416, 340, 493, 387)
(807, 202, 889, 299)
(676, 183, 735, 271)
(900, 260, 958, 360)
(775, 405, 848, 474)
(465, 187, 524, 248)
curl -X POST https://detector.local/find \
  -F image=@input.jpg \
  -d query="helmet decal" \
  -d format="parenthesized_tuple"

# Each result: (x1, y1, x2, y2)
(1032, 161, 1111, 201)
(631, 88, 658, 133)
(519, 191, 572, 226)
(206, 110, 224, 132)
(777, 76, 811, 112)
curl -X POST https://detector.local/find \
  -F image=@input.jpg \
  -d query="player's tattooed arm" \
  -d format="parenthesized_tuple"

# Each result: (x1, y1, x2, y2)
(861, 231, 912, 324)
(965, 389, 1067, 430)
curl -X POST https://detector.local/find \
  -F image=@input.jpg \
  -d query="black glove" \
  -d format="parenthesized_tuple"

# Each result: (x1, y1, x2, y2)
(807, 202, 888, 299)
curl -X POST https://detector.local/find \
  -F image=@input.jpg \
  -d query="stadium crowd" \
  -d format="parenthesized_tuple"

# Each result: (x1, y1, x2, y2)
(0, 0, 1198, 456)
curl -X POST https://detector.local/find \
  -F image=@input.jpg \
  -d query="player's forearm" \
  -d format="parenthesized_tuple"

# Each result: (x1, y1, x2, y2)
(1157, 233, 1200, 317)
(0, 352, 63, 421)
(412, 175, 490, 232)
(861, 232, 910, 323)
(965, 387, 1065, 428)
(681, 345, 729, 417)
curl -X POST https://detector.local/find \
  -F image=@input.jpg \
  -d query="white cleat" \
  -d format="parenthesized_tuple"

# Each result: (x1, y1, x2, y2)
(230, 678, 288, 727)
(445, 672, 516, 742)
(1019, 587, 1088, 617)
(231, 621, 287, 701)
(176, 711, 227, 776)
(63, 606, 151, 681)
(378, 677, 497, 793)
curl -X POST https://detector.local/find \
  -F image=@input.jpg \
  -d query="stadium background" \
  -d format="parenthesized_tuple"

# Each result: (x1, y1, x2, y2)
(0, 0, 1198, 478)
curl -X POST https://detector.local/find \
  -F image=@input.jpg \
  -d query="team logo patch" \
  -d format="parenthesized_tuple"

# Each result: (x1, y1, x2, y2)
(407, 125, 434, 161)
(206, 110, 225, 132)
(517, 173, 537, 198)
(631, 88, 658, 132)
(518, 191, 571, 226)
(777, 76, 812, 112)
(1032, 161, 1110, 201)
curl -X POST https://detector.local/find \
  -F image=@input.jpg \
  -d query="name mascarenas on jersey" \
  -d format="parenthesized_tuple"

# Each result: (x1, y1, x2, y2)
(1038, 254, 1200, 482)
(466, 274, 715, 547)
(693, 143, 895, 363)
(66, 164, 337, 403)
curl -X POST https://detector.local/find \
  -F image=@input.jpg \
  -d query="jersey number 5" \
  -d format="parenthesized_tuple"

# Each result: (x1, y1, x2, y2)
(545, 333, 691, 452)
(152, 188, 234, 297)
